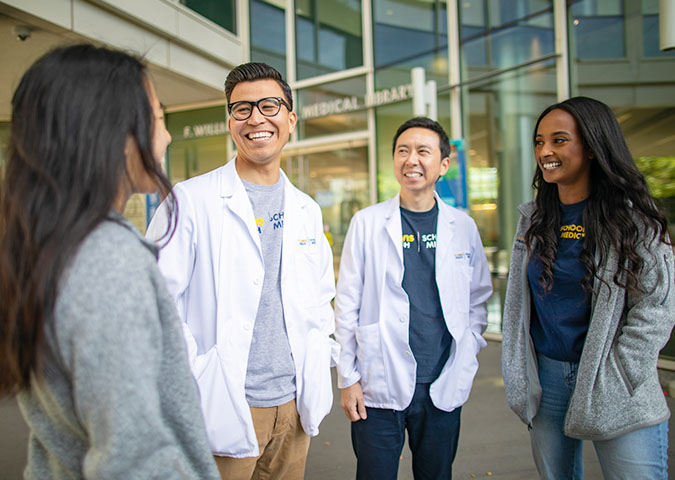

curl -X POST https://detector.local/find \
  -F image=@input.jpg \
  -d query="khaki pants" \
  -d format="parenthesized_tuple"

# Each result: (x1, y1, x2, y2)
(214, 399, 310, 480)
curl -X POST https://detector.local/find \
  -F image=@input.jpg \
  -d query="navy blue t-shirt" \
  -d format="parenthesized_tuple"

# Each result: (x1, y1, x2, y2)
(528, 199, 591, 362)
(401, 202, 452, 383)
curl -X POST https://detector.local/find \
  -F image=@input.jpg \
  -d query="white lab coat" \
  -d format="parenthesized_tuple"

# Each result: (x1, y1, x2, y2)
(335, 194, 492, 411)
(146, 159, 337, 458)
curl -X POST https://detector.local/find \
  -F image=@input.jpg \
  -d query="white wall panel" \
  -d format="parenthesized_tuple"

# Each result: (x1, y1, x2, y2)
(1, 0, 72, 29)
(168, 41, 230, 91)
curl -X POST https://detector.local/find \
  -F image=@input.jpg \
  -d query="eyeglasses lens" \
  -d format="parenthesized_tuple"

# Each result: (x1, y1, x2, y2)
(231, 98, 282, 120)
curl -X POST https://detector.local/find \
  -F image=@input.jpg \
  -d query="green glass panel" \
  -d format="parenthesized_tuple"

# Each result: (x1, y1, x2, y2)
(181, 0, 236, 33)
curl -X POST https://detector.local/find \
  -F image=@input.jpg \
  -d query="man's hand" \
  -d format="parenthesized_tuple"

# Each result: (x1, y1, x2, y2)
(340, 382, 367, 422)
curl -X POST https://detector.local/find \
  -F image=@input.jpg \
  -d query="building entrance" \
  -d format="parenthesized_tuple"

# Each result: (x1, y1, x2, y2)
(283, 143, 370, 270)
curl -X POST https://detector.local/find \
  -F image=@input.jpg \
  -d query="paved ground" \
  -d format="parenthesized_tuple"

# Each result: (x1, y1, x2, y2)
(1, 340, 673, 479)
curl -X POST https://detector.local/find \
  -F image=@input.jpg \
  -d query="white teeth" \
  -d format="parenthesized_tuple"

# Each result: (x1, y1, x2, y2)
(404, 172, 422, 177)
(248, 132, 272, 140)
(542, 161, 561, 170)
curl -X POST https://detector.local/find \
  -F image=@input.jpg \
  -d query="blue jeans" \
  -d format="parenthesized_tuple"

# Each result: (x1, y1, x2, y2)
(531, 352, 669, 480)
(351, 383, 461, 480)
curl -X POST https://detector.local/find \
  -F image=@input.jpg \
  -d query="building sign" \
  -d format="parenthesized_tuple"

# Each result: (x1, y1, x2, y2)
(301, 83, 413, 120)
(182, 121, 227, 139)
(167, 106, 228, 141)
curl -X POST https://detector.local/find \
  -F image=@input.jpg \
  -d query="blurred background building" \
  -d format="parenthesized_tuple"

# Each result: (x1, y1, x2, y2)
(1, 0, 675, 359)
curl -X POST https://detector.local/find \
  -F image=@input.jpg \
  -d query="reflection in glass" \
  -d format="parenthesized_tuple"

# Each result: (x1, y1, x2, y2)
(251, 0, 287, 77)
(570, 0, 625, 59)
(284, 146, 369, 268)
(373, 0, 447, 69)
(297, 76, 367, 139)
(642, 0, 675, 57)
(166, 107, 229, 184)
(466, 59, 556, 333)
(459, 0, 553, 78)
(181, 0, 236, 33)
(295, 0, 363, 80)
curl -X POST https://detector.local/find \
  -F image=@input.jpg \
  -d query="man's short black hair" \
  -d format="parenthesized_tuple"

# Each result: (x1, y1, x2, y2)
(392, 117, 450, 160)
(224, 62, 293, 110)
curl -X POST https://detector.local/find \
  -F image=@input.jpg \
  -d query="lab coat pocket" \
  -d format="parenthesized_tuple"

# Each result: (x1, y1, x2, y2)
(298, 329, 333, 435)
(453, 266, 473, 313)
(432, 328, 481, 411)
(294, 244, 321, 302)
(195, 347, 257, 456)
(355, 323, 388, 403)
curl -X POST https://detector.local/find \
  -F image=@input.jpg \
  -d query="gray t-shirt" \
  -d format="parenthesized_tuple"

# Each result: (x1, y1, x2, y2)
(242, 177, 296, 407)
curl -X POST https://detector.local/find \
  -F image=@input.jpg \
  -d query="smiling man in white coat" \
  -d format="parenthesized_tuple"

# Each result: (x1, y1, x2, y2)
(146, 63, 337, 480)
(335, 117, 493, 480)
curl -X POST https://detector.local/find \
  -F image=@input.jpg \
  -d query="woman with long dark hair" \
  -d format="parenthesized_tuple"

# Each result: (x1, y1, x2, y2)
(502, 96, 674, 479)
(0, 44, 218, 479)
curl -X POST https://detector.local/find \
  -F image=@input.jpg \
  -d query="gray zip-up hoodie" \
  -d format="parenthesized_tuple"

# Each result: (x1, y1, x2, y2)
(17, 214, 220, 480)
(501, 201, 675, 440)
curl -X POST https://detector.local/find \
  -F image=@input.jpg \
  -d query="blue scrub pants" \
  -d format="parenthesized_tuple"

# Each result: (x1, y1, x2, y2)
(351, 383, 461, 480)
(531, 352, 668, 479)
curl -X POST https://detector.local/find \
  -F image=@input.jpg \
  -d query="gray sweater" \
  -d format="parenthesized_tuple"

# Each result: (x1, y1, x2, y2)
(502, 201, 675, 440)
(17, 214, 219, 479)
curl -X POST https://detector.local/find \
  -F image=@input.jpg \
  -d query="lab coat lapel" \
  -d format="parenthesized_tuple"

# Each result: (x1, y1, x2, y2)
(220, 159, 263, 262)
(435, 194, 456, 268)
(384, 195, 404, 273)
(280, 170, 302, 284)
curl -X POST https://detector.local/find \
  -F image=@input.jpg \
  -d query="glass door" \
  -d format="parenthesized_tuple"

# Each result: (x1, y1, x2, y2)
(284, 143, 370, 272)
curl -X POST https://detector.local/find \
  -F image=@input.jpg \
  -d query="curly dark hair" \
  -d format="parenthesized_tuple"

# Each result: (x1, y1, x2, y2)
(526, 96, 669, 295)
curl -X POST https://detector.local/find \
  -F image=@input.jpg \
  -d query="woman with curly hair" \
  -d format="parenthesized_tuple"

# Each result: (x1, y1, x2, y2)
(0, 44, 218, 479)
(502, 96, 674, 479)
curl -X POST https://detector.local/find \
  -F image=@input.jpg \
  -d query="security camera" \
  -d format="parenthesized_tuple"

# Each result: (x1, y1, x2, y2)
(13, 26, 32, 41)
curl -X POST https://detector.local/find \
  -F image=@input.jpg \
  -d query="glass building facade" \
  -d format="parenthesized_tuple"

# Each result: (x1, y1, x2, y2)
(162, 0, 675, 357)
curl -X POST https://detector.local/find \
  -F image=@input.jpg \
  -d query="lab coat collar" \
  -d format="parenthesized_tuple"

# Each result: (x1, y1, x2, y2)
(384, 194, 403, 266)
(217, 157, 310, 260)
(218, 157, 309, 207)
(383, 191, 458, 267)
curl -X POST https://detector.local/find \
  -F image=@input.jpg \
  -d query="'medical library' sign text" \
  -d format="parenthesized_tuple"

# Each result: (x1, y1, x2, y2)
(301, 83, 413, 120)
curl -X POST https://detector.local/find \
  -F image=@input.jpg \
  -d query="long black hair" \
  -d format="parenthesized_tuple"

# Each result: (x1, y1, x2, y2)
(0, 44, 176, 395)
(526, 96, 669, 295)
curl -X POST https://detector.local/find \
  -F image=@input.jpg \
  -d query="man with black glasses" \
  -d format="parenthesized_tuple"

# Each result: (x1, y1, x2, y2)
(147, 63, 337, 480)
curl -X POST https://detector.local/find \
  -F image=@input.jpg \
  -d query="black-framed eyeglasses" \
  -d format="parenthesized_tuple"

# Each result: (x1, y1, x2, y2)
(227, 97, 292, 121)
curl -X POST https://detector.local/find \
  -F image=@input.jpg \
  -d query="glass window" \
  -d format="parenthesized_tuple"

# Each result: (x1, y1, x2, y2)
(570, 0, 625, 59)
(373, 0, 447, 69)
(284, 145, 369, 267)
(295, 0, 363, 80)
(642, 0, 675, 57)
(297, 75, 367, 139)
(180, 0, 236, 33)
(488, 0, 551, 27)
(166, 106, 229, 184)
(465, 59, 557, 333)
(251, 0, 287, 78)
(373, 0, 449, 98)
(459, 0, 553, 78)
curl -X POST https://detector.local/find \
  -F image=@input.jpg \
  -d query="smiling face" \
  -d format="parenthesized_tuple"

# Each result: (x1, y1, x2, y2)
(534, 109, 592, 203)
(227, 79, 297, 182)
(393, 127, 450, 209)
